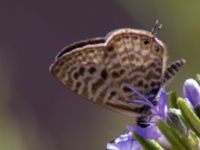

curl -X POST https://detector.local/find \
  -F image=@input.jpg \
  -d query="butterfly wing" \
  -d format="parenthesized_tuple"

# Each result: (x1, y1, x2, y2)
(50, 28, 186, 126)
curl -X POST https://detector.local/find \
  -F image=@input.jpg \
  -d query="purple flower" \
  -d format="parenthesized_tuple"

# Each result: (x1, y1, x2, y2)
(183, 78, 200, 108)
(107, 132, 141, 150)
(127, 87, 168, 139)
(122, 84, 168, 119)
(107, 86, 169, 150)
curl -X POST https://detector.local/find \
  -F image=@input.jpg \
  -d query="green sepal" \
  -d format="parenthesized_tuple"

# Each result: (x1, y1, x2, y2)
(157, 120, 191, 150)
(177, 97, 200, 137)
(133, 132, 164, 150)
(188, 130, 200, 150)
(168, 91, 178, 108)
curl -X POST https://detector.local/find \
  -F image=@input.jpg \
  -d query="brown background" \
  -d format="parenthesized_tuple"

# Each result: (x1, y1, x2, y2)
(0, 0, 199, 150)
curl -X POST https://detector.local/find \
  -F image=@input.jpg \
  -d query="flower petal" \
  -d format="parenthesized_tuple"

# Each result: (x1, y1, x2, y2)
(107, 132, 142, 150)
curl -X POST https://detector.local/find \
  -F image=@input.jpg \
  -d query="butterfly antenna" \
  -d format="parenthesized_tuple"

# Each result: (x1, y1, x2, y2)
(151, 20, 163, 36)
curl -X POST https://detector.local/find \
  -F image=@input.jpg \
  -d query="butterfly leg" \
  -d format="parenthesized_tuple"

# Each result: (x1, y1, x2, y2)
(162, 58, 186, 84)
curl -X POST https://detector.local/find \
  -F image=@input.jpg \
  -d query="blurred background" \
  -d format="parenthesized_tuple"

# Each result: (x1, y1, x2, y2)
(0, 0, 200, 149)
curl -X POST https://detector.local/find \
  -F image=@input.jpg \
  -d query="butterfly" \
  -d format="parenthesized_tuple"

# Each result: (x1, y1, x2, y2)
(50, 21, 186, 127)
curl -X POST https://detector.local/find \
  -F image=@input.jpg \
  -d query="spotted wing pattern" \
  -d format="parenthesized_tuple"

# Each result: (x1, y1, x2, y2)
(50, 28, 184, 119)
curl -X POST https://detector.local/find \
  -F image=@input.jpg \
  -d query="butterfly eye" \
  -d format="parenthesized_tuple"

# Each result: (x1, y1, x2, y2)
(153, 45, 163, 55)
(143, 39, 150, 45)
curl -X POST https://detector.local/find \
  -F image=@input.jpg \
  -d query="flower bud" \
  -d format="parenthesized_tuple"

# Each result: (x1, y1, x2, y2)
(183, 78, 200, 108)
